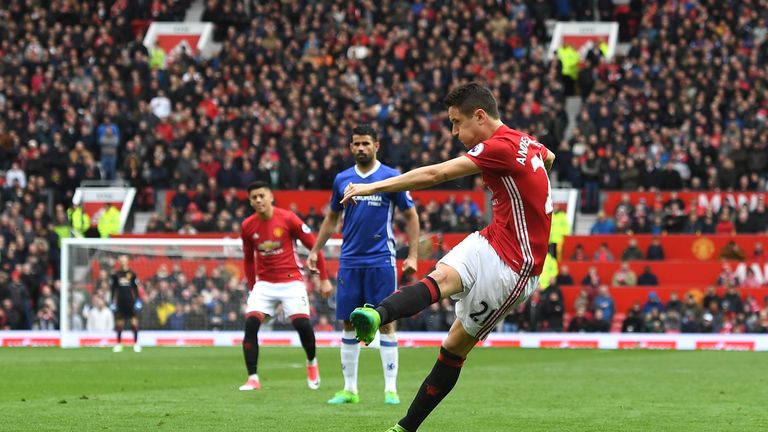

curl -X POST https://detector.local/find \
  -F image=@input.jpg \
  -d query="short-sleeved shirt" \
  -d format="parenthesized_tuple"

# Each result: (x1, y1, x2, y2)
(111, 270, 139, 307)
(465, 124, 552, 277)
(240, 207, 327, 284)
(329, 161, 414, 268)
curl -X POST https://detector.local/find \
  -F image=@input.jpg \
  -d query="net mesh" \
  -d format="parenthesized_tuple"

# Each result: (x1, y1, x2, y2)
(62, 239, 342, 334)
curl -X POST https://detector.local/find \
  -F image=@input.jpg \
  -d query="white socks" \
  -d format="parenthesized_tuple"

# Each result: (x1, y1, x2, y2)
(379, 332, 398, 393)
(340, 330, 360, 393)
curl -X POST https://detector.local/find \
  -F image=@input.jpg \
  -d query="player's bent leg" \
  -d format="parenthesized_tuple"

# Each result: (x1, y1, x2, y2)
(291, 314, 320, 390)
(396, 320, 477, 431)
(329, 320, 361, 403)
(379, 321, 399, 404)
(352, 264, 463, 345)
(240, 313, 264, 391)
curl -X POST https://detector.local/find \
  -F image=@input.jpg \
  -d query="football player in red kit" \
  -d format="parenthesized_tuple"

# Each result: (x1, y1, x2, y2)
(342, 83, 555, 431)
(239, 181, 333, 391)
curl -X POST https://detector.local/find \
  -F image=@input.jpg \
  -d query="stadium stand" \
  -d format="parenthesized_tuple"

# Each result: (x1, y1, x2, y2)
(1, 0, 767, 335)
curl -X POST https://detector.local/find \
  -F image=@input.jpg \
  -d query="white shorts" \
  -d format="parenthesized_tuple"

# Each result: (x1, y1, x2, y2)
(246, 280, 310, 318)
(439, 232, 539, 339)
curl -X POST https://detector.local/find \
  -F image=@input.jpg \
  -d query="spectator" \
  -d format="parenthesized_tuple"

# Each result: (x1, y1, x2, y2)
(701, 302, 724, 333)
(569, 244, 589, 261)
(612, 262, 637, 286)
(722, 286, 744, 314)
(621, 303, 644, 333)
(515, 291, 538, 332)
(567, 306, 592, 332)
(666, 292, 683, 315)
(581, 266, 601, 289)
(642, 292, 665, 316)
(593, 243, 615, 262)
(720, 241, 746, 261)
(621, 238, 644, 261)
(741, 268, 762, 289)
(590, 309, 611, 332)
(734, 207, 755, 234)
(555, 265, 574, 286)
(645, 237, 665, 261)
(85, 296, 114, 331)
(643, 307, 666, 333)
(637, 266, 659, 286)
(539, 289, 564, 332)
(749, 199, 768, 233)
(753, 242, 766, 264)
(702, 286, 722, 311)
(591, 211, 616, 234)
(715, 212, 736, 235)
(681, 294, 703, 333)
(592, 285, 615, 322)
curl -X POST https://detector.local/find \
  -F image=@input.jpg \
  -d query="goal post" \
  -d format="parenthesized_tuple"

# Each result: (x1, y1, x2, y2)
(59, 237, 342, 348)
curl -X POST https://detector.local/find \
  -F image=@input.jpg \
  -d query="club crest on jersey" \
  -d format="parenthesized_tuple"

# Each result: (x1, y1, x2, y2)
(273, 227, 284, 237)
(468, 143, 484, 156)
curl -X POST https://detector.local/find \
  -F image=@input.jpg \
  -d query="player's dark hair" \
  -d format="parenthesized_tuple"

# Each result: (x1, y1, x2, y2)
(247, 181, 270, 193)
(443, 82, 500, 119)
(352, 124, 378, 142)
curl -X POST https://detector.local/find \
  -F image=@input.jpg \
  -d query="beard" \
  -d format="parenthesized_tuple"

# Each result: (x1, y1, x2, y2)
(355, 153, 372, 165)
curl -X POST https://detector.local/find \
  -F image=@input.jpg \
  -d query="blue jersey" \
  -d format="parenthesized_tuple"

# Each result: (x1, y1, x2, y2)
(329, 161, 414, 268)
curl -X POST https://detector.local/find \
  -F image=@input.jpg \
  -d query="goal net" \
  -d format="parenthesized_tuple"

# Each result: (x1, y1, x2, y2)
(60, 237, 342, 348)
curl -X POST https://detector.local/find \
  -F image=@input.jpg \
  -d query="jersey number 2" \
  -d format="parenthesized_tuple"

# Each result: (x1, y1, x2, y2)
(532, 153, 553, 214)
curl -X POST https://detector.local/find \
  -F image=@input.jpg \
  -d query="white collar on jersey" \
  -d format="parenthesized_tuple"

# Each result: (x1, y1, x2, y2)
(354, 160, 381, 179)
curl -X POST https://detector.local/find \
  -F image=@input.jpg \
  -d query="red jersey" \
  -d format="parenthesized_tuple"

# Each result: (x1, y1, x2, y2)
(240, 207, 328, 287)
(465, 125, 552, 276)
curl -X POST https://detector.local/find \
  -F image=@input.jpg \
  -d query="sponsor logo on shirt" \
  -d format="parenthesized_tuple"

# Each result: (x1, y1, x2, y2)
(353, 194, 383, 207)
(257, 240, 283, 256)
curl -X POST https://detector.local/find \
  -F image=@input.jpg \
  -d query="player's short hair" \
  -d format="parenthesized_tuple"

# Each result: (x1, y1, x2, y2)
(247, 181, 270, 193)
(443, 82, 500, 119)
(351, 124, 378, 142)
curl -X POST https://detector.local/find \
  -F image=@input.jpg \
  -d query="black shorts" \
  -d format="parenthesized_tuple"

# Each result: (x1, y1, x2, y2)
(115, 303, 135, 320)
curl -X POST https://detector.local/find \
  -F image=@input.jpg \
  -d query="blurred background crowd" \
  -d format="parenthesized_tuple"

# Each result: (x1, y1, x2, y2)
(1, 0, 767, 334)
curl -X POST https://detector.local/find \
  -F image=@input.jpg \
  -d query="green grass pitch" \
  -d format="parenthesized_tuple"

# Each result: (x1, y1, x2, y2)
(1, 346, 766, 431)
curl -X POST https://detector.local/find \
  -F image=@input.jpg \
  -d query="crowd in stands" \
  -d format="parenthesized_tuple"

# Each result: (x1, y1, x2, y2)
(153, 189, 485, 237)
(2, 0, 768, 333)
(554, 1, 768, 212)
(492, 283, 768, 334)
(592, 192, 768, 235)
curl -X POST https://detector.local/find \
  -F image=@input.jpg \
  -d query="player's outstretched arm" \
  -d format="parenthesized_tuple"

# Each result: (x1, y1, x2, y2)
(341, 156, 480, 204)
(308, 210, 340, 273)
(402, 206, 420, 275)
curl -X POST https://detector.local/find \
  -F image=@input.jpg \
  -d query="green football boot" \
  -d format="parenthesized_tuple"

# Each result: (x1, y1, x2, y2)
(384, 391, 400, 405)
(327, 390, 360, 405)
(349, 304, 381, 345)
(384, 425, 408, 432)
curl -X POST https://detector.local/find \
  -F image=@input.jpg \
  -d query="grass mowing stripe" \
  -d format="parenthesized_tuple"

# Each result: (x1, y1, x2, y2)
(0, 347, 766, 431)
